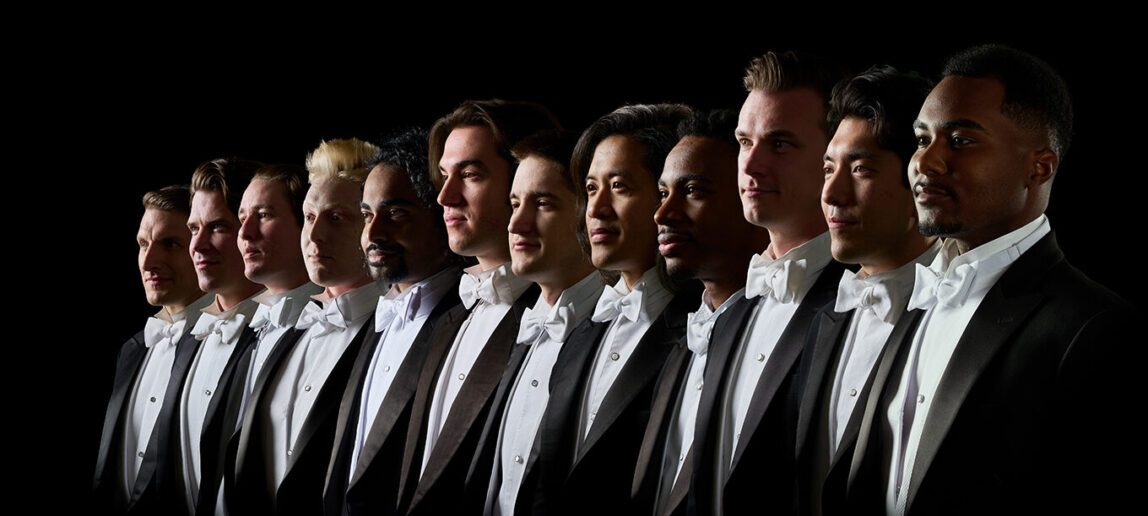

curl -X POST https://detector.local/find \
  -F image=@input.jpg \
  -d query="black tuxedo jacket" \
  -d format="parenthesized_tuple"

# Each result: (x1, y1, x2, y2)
(395, 284, 539, 516)
(631, 338, 693, 516)
(94, 329, 199, 515)
(323, 288, 461, 516)
(792, 305, 923, 516)
(228, 319, 372, 516)
(845, 233, 1133, 515)
(534, 286, 698, 516)
(688, 260, 845, 516)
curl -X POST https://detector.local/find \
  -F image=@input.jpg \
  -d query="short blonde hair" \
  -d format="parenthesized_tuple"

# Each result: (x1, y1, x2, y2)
(304, 138, 380, 184)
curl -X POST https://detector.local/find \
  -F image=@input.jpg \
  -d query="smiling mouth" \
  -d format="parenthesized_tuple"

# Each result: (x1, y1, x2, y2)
(589, 227, 619, 244)
(443, 213, 467, 226)
(914, 181, 956, 204)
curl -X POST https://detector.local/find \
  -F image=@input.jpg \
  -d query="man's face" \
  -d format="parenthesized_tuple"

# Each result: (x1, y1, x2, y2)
(585, 135, 660, 274)
(138, 208, 201, 308)
(654, 136, 743, 280)
(188, 190, 247, 295)
(301, 177, 367, 288)
(361, 164, 449, 287)
(436, 125, 512, 262)
(822, 118, 918, 273)
(910, 76, 1034, 249)
(238, 178, 304, 293)
(736, 88, 830, 229)
(508, 156, 584, 285)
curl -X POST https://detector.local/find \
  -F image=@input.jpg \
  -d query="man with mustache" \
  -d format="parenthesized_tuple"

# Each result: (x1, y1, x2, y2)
(179, 158, 266, 515)
(632, 110, 768, 516)
(690, 51, 848, 515)
(536, 103, 700, 516)
(396, 100, 556, 516)
(847, 45, 1132, 515)
(230, 139, 381, 515)
(323, 128, 461, 516)
(792, 66, 937, 516)
(95, 185, 212, 515)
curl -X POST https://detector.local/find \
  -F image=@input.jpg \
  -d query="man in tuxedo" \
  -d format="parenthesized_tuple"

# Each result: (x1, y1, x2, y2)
(480, 130, 599, 516)
(631, 110, 768, 516)
(689, 51, 848, 516)
(792, 66, 937, 516)
(229, 139, 381, 515)
(323, 128, 462, 516)
(96, 185, 212, 515)
(194, 163, 322, 515)
(395, 100, 557, 515)
(179, 158, 267, 514)
(536, 103, 699, 516)
(847, 44, 1132, 515)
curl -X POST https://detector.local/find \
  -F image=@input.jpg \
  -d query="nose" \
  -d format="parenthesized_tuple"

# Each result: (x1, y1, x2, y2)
(911, 140, 947, 181)
(238, 214, 257, 242)
(739, 142, 769, 180)
(653, 189, 682, 227)
(189, 227, 210, 257)
(437, 172, 462, 207)
(585, 187, 614, 221)
(507, 202, 534, 236)
(821, 165, 853, 208)
(141, 242, 160, 272)
(363, 211, 386, 245)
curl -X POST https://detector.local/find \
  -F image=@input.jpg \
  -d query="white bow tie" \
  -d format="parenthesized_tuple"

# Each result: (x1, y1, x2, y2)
(591, 284, 643, 323)
(376, 285, 422, 332)
(517, 303, 578, 345)
(249, 298, 294, 336)
(144, 317, 184, 349)
(297, 301, 348, 339)
(459, 272, 509, 310)
(192, 312, 248, 344)
(907, 260, 980, 311)
(835, 270, 899, 323)
(686, 307, 716, 356)
(745, 253, 807, 303)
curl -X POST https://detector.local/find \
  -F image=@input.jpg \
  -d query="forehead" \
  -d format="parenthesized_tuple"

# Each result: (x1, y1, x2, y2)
(443, 125, 503, 165)
(587, 135, 648, 178)
(918, 76, 1008, 129)
(364, 164, 418, 203)
(738, 87, 826, 135)
(826, 118, 883, 157)
(189, 189, 235, 220)
(512, 156, 567, 194)
(140, 208, 190, 237)
(304, 176, 361, 208)
(662, 136, 734, 183)
(241, 178, 290, 207)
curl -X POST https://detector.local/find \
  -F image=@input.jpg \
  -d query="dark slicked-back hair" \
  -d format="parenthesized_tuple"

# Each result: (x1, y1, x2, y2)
(829, 65, 934, 187)
(428, 99, 562, 189)
(143, 185, 192, 213)
(942, 44, 1073, 160)
(678, 109, 740, 151)
(252, 163, 308, 227)
(511, 129, 581, 194)
(571, 103, 693, 186)
(743, 50, 849, 137)
(190, 157, 263, 215)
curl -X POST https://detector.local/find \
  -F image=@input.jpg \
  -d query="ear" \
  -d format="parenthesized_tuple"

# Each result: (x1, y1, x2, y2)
(1027, 147, 1057, 187)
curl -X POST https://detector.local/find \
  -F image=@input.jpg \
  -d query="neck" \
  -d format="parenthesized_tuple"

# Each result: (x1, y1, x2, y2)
(262, 269, 311, 295)
(859, 235, 937, 277)
(765, 220, 825, 259)
(475, 252, 511, 273)
(325, 274, 371, 298)
(700, 277, 741, 309)
(215, 281, 262, 312)
(396, 263, 452, 293)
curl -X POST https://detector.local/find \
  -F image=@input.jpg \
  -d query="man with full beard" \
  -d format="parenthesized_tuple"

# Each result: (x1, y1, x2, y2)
(323, 128, 462, 516)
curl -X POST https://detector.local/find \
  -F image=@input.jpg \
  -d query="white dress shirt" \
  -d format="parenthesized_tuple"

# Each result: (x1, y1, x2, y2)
(827, 241, 940, 457)
(179, 291, 264, 511)
(491, 273, 602, 516)
(726, 232, 832, 461)
(884, 215, 1050, 515)
(121, 293, 213, 498)
(422, 262, 532, 475)
(580, 267, 674, 441)
(264, 282, 381, 492)
(660, 287, 742, 505)
(241, 282, 324, 426)
(350, 268, 457, 476)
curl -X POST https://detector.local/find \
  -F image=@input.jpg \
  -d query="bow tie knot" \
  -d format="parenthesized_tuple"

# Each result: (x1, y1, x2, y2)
(144, 317, 184, 349)
(459, 272, 507, 309)
(376, 285, 422, 332)
(835, 270, 898, 323)
(192, 312, 248, 344)
(908, 262, 978, 311)
(591, 284, 643, 323)
(745, 254, 807, 303)
(297, 302, 348, 338)
(517, 304, 577, 344)
(686, 308, 716, 356)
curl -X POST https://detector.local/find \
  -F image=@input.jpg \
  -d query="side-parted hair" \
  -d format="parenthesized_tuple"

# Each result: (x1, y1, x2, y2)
(143, 184, 192, 213)
(305, 138, 380, 184)
(190, 157, 263, 215)
(942, 44, 1073, 160)
(428, 99, 562, 189)
(743, 50, 849, 137)
(511, 129, 581, 194)
(252, 163, 308, 226)
(677, 109, 739, 151)
(828, 65, 934, 187)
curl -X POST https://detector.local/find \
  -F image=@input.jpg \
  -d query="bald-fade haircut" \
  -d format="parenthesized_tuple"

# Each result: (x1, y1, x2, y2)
(743, 50, 849, 137)
(428, 99, 562, 189)
(252, 163, 309, 226)
(143, 184, 192, 213)
(942, 44, 1073, 160)
(828, 65, 934, 187)
(190, 157, 264, 215)
(305, 138, 380, 184)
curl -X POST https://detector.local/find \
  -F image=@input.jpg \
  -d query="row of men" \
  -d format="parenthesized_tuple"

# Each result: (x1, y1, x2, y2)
(97, 44, 1131, 516)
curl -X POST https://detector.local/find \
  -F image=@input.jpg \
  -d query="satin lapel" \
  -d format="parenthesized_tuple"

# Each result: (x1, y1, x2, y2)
(469, 340, 531, 489)
(199, 328, 257, 452)
(662, 444, 694, 516)
(325, 327, 381, 494)
(539, 318, 608, 482)
(794, 309, 851, 463)
(233, 326, 306, 477)
(283, 319, 373, 478)
(94, 332, 147, 488)
(731, 262, 841, 471)
(632, 342, 690, 498)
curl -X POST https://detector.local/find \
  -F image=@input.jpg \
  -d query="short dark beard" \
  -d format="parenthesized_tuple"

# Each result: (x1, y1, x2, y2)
(918, 220, 962, 238)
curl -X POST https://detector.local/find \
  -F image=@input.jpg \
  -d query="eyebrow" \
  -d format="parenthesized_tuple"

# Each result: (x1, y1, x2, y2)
(914, 119, 987, 132)
(361, 198, 417, 210)
(442, 159, 488, 172)
(822, 149, 877, 163)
